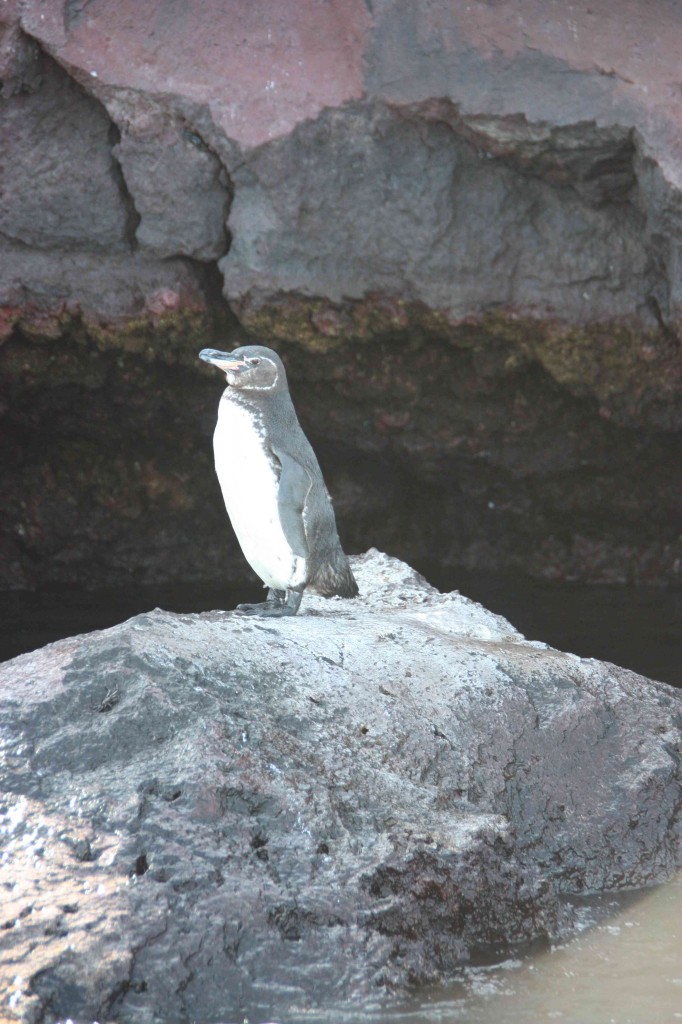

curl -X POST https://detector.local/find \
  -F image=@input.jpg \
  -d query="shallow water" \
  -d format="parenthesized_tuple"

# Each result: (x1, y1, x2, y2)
(388, 872, 682, 1024)
(244, 878, 682, 1024)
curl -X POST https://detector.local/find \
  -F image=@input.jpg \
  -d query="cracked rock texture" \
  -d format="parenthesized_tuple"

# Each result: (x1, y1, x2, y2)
(1, 552, 681, 1024)
(4, 0, 681, 324)
(0, 0, 681, 589)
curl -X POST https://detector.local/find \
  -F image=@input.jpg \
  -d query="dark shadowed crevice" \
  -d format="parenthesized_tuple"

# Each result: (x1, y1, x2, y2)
(0, 37, 679, 594)
(108, 122, 142, 251)
(183, 256, 235, 311)
(133, 853, 149, 876)
(0, 326, 679, 592)
(400, 102, 640, 208)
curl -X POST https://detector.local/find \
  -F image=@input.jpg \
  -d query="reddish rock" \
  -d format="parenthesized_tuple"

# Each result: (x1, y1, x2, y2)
(0, 1, 681, 589)
(19, 0, 370, 148)
(3, 0, 682, 326)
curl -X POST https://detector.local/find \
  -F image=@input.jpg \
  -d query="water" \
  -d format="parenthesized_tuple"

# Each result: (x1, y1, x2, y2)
(0, 573, 680, 1023)
(0, 581, 261, 665)
(1, 571, 679, 687)
(424, 568, 681, 689)
(467, 876, 682, 1024)
(388, 874, 682, 1024)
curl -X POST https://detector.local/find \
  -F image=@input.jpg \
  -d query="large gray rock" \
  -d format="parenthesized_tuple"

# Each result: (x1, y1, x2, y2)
(113, 127, 231, 262)
(0, 59, 129, 253)
(2, 0, 682, 328)
(1, 551, 679, 1024)
(221, 103, 648, 319)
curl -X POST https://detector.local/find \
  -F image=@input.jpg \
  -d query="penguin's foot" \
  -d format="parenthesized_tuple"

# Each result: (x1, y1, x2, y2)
(236, 601, 294, 617)
(236, 588, 303, 617)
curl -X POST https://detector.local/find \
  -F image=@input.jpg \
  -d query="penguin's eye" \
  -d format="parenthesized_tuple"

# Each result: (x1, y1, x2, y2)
(247, 358, 261, 367)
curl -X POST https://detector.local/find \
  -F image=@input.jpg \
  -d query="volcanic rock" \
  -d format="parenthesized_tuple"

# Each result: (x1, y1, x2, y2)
(1, 551, 680, 1023)
(0, 1, 681, 590)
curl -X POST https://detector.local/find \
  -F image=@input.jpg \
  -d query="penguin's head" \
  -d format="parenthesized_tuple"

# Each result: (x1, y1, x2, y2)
(199, 345, 287, 392)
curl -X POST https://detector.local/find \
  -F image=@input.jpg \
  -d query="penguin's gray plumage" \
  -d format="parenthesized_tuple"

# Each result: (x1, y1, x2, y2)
(199, 344, 358, 616)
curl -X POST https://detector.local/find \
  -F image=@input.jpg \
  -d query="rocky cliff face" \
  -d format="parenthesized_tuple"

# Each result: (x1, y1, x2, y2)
(0, 1, 680, 590)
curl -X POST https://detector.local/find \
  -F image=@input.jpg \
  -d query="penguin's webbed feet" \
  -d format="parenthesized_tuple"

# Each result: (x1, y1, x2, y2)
(235, 601, 293, 617)
(235, 588, 303, 617)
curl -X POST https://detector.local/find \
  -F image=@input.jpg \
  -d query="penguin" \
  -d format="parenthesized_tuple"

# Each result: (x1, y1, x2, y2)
(198, 344, 359, 616)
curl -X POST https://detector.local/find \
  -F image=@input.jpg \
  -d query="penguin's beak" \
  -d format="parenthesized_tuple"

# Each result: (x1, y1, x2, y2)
(199, 349, 245, 372)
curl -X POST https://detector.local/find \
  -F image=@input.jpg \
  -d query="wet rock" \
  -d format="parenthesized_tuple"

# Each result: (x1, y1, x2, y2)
(1, 551, 679, 1023)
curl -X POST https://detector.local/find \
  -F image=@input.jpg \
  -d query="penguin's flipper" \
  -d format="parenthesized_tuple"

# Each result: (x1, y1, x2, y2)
(272, 448, 311, 559)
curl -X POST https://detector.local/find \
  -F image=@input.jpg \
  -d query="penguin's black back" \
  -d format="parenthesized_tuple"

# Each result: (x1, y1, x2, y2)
(240, 387, 358, 599)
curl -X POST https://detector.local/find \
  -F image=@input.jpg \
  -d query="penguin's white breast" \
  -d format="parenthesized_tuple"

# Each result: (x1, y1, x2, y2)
(213, 396, 307, 590)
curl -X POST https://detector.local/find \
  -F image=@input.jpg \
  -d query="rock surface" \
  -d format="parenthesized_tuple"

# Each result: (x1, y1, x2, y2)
(1, 551, 680, 1024)
(3, 0, 682, 328)
(0, 0, 681, 589)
